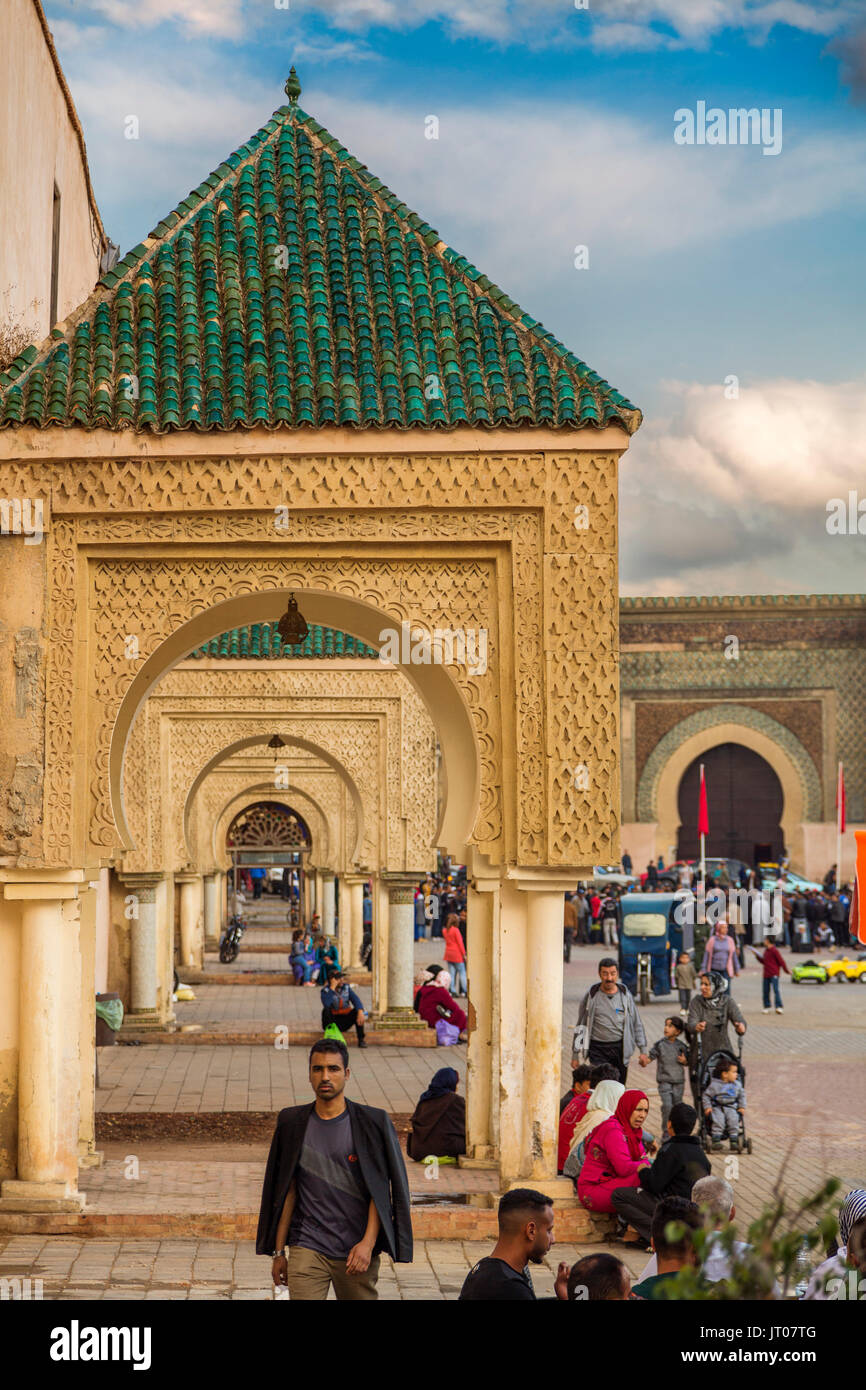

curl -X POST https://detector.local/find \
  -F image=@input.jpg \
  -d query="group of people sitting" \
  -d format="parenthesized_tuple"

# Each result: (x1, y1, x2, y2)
(289, 920, 339, 986)
(458, 1183, 866, 1300)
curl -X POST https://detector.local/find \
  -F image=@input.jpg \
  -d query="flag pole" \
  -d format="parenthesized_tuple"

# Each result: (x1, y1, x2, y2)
(699, 762, 706, 891)
(836, 761, 844, 890)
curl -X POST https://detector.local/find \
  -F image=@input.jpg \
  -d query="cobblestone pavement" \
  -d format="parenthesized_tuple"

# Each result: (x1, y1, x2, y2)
(0, 1236, 650, 1300)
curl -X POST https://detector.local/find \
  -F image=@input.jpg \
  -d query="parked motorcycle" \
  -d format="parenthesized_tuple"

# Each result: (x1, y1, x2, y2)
(219, 911, 246, 963)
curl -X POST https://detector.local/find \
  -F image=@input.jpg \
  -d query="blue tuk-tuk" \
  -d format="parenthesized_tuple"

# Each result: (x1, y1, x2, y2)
(618, 892, 694, 1004)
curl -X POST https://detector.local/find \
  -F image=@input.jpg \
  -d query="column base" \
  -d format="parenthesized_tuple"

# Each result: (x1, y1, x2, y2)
(501, 1175, 579, 1205)
(78, 1141, 104, 1170)
(369, 1007, 429, 1030)
(459, 1149, 499, 1170)
(119, 1008, 163, 1034)
(0, 1180, 85, 1213)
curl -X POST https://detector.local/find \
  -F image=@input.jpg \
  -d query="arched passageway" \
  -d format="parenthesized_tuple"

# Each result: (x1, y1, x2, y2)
(677, 743, 784, 864)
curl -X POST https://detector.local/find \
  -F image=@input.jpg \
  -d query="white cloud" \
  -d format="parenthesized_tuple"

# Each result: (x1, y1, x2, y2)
(49, 0, 245, 39)
(44, 0, 862, 48)
(619, 376, 866, 593)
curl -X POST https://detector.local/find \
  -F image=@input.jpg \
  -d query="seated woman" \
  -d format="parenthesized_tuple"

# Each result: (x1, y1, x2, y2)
(578, 1090, 651, 1214)
(290, 932, 319, 987)
(315, 935, 340, 985)
(563, 1078, 624, 1182)
(415, 970, 467, 1035)
(406, 1067, 466, 1161)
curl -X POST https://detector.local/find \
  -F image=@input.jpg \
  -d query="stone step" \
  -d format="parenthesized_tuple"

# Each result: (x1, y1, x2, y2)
(117, 1025, 435, 1047)
(182, 969, 372, 986)
(0, 1204, 603, 1241)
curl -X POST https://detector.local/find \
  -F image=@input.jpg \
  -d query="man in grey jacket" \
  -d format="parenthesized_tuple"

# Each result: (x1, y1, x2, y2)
(575, 958, 650, 1084)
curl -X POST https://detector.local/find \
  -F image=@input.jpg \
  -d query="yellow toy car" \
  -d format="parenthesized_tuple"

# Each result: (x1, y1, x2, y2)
(822, 957, 866, 983)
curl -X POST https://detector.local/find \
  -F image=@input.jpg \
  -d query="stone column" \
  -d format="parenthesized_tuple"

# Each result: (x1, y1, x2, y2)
(176, 872, 204, 970)
(463, 875, 497, 1165)
(321, 871, 336, 939)
(313, 868, 323, 919)
(203, 871, 220, 951)
(497, 875, 576, 1199)
(376, 872, 428, 1029)
(372, 874, 389, 1014)
(0, 876, 85, 1212)
(78, 877, 102, 1169)
(118, 872, 163, 1030)
(344, 874, 367, 971)
(214, 869, 226, 935)
(337, 876, 351, 970)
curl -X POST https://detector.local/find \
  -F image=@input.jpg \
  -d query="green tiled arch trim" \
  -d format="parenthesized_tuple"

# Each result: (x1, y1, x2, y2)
(190, 624, 379, 660)
(0, 100, 640, 435)
(636, 703, 823, 823)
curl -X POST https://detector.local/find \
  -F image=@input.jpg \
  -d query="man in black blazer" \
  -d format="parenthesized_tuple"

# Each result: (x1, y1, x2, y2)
(257, 1038, 413, 1299)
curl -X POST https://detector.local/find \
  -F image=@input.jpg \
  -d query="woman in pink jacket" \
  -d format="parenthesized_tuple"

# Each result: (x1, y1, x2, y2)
(578, 1089, 651, 1214)
(442, 913, 467, 996)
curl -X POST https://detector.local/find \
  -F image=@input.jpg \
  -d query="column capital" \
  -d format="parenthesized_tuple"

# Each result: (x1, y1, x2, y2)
(174, 870, 202, 884)
(343, 871, 370, 886)
(506, 866, 588, 894)
(1, 867, 86, 901)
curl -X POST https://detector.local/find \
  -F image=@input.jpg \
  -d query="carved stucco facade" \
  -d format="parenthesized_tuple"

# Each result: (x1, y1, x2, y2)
(120, 661, 437, 876)
(0, 428, 628, 1202)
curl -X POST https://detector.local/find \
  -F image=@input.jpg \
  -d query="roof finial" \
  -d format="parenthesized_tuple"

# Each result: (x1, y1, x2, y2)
(285, 66, 301, 106)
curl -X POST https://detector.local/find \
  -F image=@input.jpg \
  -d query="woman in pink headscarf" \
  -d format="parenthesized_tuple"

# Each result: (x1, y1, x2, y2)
(578, 1090, 651, 1214)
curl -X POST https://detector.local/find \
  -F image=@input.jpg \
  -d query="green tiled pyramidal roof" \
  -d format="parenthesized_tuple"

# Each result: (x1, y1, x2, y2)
(0, 90, 640, 434)
(191, 624, 379, 660)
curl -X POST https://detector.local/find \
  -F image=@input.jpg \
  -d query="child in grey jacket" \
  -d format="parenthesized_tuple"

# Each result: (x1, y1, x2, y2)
(702, 1059, 746, 1150)
(639, 1016, 688, 1132)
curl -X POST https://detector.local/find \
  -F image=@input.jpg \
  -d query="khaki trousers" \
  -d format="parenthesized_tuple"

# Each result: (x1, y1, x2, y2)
(286, 1244, 380, 1301)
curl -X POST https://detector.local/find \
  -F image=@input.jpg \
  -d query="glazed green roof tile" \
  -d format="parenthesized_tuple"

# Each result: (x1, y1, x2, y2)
(0, 93, 640, 434)
(191, 624, 380, 660)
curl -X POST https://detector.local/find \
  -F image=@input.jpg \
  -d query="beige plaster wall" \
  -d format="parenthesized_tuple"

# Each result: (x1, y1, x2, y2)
(0, 533, 46, 863)
(0, 0, 103, 345)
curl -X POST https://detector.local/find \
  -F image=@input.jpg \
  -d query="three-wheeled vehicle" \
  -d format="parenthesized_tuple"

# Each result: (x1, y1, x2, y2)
(618, 891, 694, 1005)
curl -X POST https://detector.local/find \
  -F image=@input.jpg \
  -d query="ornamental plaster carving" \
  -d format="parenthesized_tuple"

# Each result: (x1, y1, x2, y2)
(5, 449, 623, 871)
(200, 777, 335, 872)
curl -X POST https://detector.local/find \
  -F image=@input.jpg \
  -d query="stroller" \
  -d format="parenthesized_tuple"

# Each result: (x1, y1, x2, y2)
(695, 1031, 752, 1154)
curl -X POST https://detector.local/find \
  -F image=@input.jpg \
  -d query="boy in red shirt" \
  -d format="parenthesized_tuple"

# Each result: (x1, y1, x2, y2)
(750, 935, 790, 1013)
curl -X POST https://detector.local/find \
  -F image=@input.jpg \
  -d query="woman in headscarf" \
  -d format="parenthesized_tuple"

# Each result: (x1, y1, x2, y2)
(577, 1090, 651, 1214)
(562, 1079, 625, 1184)
(686, 971, 746, 1107)
(415, 969, 467, 1034)
(802, 1189, 866, 1299)
(406, 1067, 466, 1161)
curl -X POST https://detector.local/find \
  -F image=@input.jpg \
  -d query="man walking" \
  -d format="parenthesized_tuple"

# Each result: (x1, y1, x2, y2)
(257, 1039, 412, 1299)
(575, 958, 650, 1085)
(563, 892, 578, 963)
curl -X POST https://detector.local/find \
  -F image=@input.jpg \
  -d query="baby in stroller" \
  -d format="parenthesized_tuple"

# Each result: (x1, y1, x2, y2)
(701, 1055, 747, 1153)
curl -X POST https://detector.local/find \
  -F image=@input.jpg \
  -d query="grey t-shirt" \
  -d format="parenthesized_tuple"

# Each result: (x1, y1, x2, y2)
(592, 988, 626, 1043)
(289, 1109, 370, 1259)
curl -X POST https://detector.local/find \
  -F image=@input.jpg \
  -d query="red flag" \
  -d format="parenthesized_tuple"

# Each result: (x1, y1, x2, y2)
(697, 764, 709, 837)
(836, 763, 846, 835)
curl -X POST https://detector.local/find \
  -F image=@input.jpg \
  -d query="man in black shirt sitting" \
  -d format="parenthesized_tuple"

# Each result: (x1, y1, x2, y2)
(459, 1189, 569, 1300)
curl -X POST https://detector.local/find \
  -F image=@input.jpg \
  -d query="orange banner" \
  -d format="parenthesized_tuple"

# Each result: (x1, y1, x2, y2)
(853, 831, 866, 944)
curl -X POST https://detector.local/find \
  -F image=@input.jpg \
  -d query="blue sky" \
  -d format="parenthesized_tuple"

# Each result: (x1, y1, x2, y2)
(42, 0, 866, 594)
